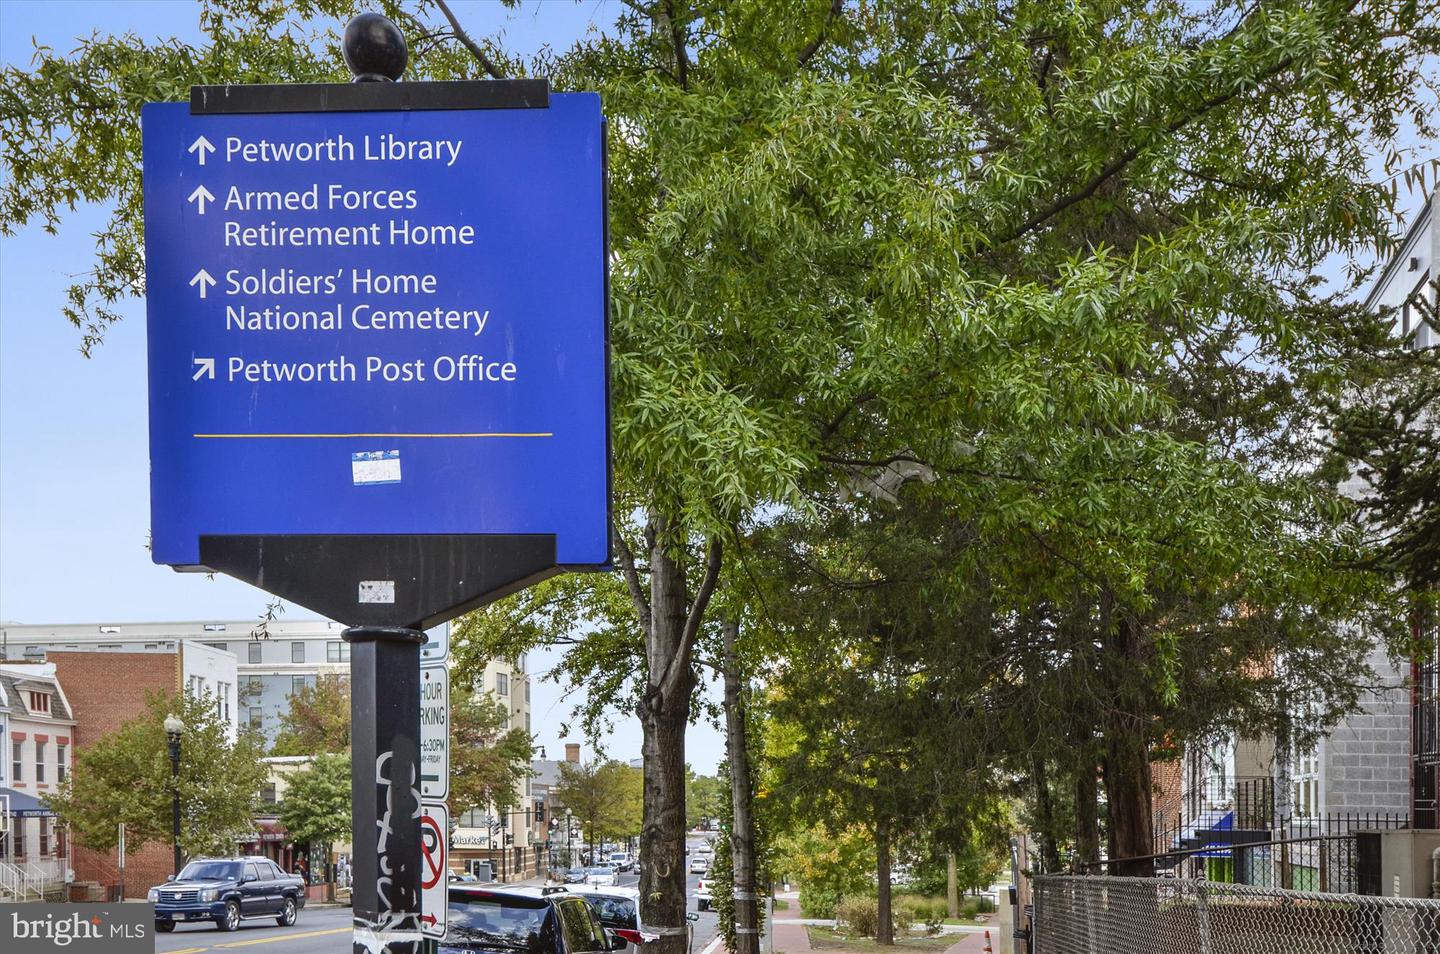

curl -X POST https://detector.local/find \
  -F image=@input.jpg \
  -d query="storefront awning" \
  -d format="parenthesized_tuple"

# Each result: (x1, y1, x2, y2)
(0, 787, 56, 818)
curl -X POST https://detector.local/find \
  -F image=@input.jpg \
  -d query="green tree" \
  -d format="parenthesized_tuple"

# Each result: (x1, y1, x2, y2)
(45, 690, 267, 862)
(686, 771, 726, 830)
(277, 752, 352, 848)
(552, 760, 642, 860)
(448, 687, 534, 820)
(270, 674, 350, 756)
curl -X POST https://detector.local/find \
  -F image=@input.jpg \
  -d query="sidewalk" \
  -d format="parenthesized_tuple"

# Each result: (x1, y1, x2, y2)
(940, 928, 998, 954)
(771, 891, 811, 954)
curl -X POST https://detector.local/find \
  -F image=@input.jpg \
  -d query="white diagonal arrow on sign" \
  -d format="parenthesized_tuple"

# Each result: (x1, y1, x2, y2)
(192, 357, 215, 381)
(187, 184, 215, 215)
(188, 135, 215, 165)
(189, 268, 216, 298)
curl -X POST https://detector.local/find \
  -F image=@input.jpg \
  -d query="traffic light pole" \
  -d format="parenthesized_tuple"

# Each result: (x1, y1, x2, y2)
(347, 625, 426, 954)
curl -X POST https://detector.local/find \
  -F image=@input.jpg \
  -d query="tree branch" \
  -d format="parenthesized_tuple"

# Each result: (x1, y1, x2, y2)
(662, 535, 723, 694)
(612, 524, 653, 635)
(797, 0, 844, 67)
(997, 44, 1303, 245)
(434, 0, 506, 80)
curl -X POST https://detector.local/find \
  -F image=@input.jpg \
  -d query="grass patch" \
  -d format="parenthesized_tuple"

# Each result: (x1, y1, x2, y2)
(773, 899, 791, 911)
(806, 926, 954, 953)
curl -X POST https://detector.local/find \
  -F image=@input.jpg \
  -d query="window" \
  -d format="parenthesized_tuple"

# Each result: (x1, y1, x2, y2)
(205, 642, 228, 652)
(97, 643, 121, 651)
(204, 623, 227, 632)
(28, 692, 49, 713)
(525, 712, 531, 733)
(23, 646, 42, 660)
(265, 861, 284, 880)
(249, 707, 263, 730)
(326, 641, 350, 663)
(248, 641, 262, 664)
(13, 823, 23, 860)
(38, 818, 48, 856)
(496, 672, 509, 696)
(525, 678, 531, 703)
(216, 682, 230, 721)
(56, 745, 66, 783)
(292, 675, 308, 696)
(144, 643, 158, 650)
(291, 642, 306, 663)
(1291, 744, 1320, 819)
(35, 741, 45, 783)
(11, 739, 22, 782)
(245, 862, 261, 883)
(188, 675, 204, 698)
(262, 783, 278, 805)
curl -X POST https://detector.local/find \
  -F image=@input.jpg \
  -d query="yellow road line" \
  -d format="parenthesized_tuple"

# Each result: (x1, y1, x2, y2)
(193, 432, 553, 438)
(214, 927, 350, 948)
(165, 947, 209, 954)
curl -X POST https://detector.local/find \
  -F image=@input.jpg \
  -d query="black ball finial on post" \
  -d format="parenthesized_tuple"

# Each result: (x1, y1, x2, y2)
(343, 12, 408, 83)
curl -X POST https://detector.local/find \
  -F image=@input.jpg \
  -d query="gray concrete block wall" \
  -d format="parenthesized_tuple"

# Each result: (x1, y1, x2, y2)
(1323, 645, 1411, 815)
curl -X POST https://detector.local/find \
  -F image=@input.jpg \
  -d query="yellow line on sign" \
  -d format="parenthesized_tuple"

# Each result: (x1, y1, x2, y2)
(214, 927, 351, 948)
(193, 432, 554, 439)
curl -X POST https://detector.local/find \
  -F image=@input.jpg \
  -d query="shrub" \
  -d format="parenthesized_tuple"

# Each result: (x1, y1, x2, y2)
(800, 884, 840, 919)
(835, 896, 879, 938)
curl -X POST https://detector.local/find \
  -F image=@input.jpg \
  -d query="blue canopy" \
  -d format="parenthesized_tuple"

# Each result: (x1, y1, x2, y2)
(1, 787, 55, 818)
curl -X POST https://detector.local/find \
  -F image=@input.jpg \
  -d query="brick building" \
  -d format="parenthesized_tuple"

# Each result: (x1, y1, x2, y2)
(50, 645, 238, 898)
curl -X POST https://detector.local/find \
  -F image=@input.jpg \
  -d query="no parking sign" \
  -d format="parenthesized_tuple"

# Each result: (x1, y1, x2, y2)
(421, 801, 449, 940)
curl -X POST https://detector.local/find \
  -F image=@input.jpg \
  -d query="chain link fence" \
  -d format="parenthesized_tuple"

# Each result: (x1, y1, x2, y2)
(1033, 874, 1440, 954)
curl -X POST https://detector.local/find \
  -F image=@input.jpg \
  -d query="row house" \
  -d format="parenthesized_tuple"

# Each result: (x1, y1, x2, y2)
(0, 663, 76, 879)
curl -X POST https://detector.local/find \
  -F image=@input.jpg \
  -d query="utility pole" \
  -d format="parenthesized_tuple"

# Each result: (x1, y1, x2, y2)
(723, 620, 760, 954)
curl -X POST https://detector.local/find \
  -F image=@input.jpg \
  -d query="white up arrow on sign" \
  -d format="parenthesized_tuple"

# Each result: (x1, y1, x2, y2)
(187, 184, 215, 214)
(192, 358, 215, 380)
(188, 135, 215, 165)
(189, 269, 216, 298)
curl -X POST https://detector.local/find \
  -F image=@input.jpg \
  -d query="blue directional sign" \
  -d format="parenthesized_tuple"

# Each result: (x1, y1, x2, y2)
(141, 94, 609, 577)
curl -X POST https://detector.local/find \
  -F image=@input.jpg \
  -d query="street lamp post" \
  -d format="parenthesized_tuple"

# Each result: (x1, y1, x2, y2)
(163, 714, 184, 877)
(565, 809, 574, 868)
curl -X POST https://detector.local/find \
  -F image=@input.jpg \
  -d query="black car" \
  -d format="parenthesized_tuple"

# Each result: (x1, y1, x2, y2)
(148, 857, 306, 933)
(442, 885, 627, 954)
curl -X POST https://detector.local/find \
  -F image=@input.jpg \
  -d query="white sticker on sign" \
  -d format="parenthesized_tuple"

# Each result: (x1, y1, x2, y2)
(358, 580, 396, 603)
(352, 449, 401, 485)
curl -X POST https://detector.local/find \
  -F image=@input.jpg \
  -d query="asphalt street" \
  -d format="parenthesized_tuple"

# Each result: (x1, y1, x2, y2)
(153, 903, 352, 954)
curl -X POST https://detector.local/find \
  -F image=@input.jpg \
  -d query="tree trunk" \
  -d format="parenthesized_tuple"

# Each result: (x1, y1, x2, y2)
(630, 518, 721, 954)
(1032, 756, 1061, 874)
(875, 817, 894, 945)
(945, 853, 958, 918)
(722, 620, 760, 954)
(1074, 760, 1100, 871)
(1101, 616, 1155, 876)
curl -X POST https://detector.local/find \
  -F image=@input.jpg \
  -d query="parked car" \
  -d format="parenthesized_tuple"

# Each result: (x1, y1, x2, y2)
(564, 867, 588, 883)
(608, 851, 635, 872)
(149, 857, 306, 933)
(688, 855, 709, 875)
(586, 865, 620, 887)
(695, 877, 713, 913)
(558, 885, 647, 954)
(444, 885, 624, 954)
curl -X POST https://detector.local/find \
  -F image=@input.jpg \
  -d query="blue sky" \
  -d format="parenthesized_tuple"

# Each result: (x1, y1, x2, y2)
(0, 0, 730, 771)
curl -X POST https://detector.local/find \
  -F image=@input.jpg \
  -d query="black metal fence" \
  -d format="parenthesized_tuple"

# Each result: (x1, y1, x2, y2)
(1088, 812, 1410, 894)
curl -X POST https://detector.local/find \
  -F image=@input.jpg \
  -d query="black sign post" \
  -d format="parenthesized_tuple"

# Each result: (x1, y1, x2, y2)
(347, 625, 426, 954)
